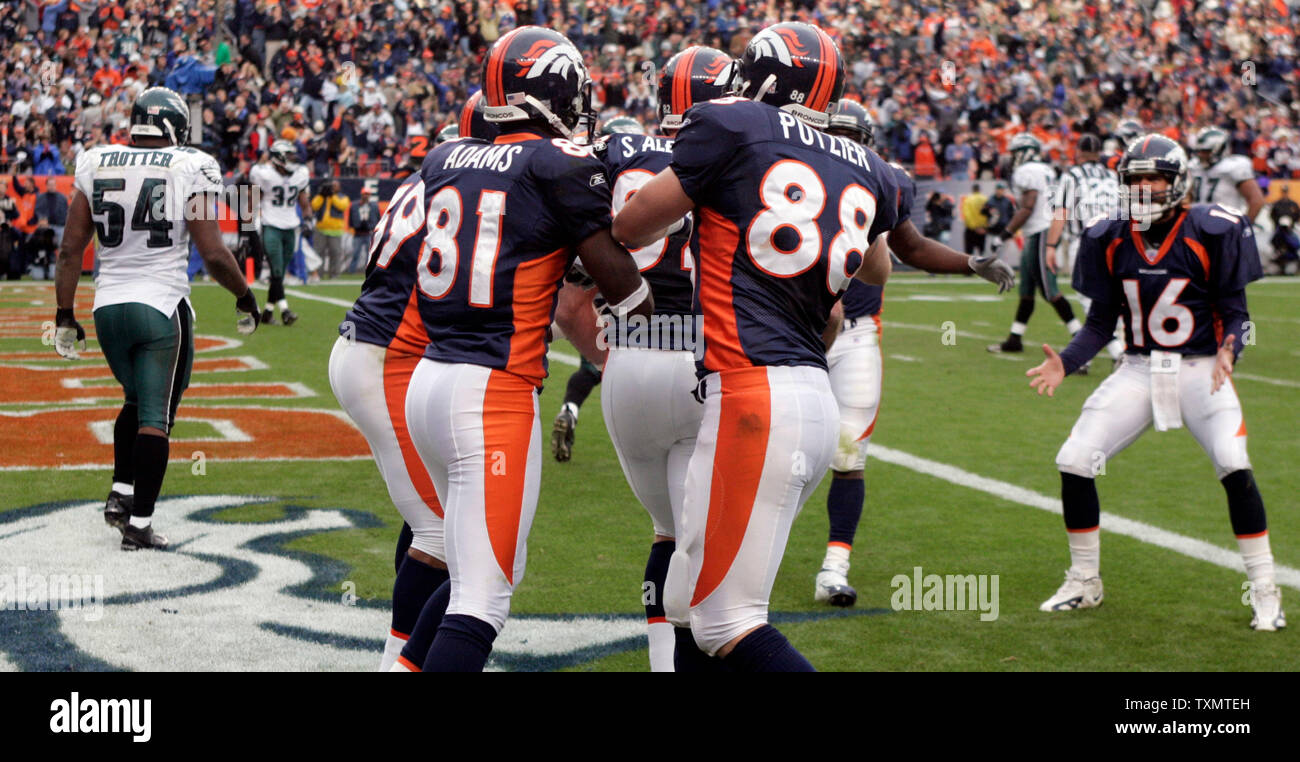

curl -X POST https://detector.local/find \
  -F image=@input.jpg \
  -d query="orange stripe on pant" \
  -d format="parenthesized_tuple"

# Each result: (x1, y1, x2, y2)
(480, 369, 537, 585)
(691, 366, 771, 606)
(383, 348, 442, 517)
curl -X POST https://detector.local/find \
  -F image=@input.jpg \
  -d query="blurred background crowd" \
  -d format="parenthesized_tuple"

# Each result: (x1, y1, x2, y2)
(3, 0, 1299, 279)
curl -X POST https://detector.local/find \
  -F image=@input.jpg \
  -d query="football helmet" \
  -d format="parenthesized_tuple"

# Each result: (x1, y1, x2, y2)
(1007, 132, 1044, 169)
(600, 116, 646, 137)
(1191, 126, 1230, 166)
(1118, 133, 1190, 224)
(269, 140, 297, 173)
(435, 124, 459, 145)
(1114, 119, 1143, 149)
(458, 90, 499, 142)
(482, 26, 593, 141)
(130, 87, 190, 146)
(825, 98, 873, 147)
(657, 46, 736, 132)
(735, 22, 844, 129)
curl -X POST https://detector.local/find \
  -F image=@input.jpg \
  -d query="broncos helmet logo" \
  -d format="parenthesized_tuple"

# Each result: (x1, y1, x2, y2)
(702, 56, 737, 87)
(750, 27, 809, 68)
(516, 39, 584, 81)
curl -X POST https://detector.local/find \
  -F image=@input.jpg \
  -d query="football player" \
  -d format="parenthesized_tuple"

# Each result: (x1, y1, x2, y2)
(249, 140, 311, 326)
(594, 47, 732, 670)
(1107, 119, 1143, 171)
(1190, 126, 1265, 222)
(614, 22, 1012, 671)
(1044, 133, 1124, 369)
(331, 94, 499, 671)
(989, 133, 1081, 353)
(53, 87, 260, 550)
(1027, 134, 1283, 631)
(402, 27, 652, 671)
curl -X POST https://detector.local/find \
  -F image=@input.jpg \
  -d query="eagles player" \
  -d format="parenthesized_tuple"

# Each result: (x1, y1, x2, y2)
(53, 87, 260, 550)
(1027, 135, 1283, 631)
(989, 133, 1081, 353)
(1190, 127, 1265, 222)
(249, 140, 311, 326)
(1044, 133, 1124, 368)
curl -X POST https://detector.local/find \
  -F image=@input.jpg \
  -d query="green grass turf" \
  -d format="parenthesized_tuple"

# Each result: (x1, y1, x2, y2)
(3, 275, 1297, 670)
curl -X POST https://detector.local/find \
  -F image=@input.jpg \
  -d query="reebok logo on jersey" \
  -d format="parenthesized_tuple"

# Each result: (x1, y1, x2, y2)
(589, 172, 606, 187)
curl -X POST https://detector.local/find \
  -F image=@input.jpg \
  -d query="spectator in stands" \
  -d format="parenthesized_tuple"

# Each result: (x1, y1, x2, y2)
(961, 184, 989, 257)
(944, 130, 975, 181)
(33, 176, 66, 248)
(0, 179, 21, 280)
(346, 186, 378, 274)
(924, 191, 956, 245)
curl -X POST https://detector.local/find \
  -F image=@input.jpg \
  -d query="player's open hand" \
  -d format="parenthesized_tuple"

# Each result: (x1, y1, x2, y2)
(1212, 334, 1236, 394)
(970, 253, 1015, 294)
(1026, 343, 1065, 397)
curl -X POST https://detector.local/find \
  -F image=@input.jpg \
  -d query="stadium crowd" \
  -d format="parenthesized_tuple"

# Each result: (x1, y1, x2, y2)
(2, 0, 1299, 277)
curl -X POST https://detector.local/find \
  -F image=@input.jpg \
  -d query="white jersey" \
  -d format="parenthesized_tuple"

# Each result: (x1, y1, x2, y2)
(1011, 161, 1056, 236)
(1192, 155, 1254, 215)
(249, 162, 310, 230)
(1055, 161, 1118, 237)
(75, 144, 224, 316)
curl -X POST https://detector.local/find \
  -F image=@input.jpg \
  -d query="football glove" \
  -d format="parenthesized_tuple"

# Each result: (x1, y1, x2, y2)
(300, 218, 315, 236)
(970, 253, 1016, 294)
(235, 289, 261, 335)
(54, 308, 86, 359)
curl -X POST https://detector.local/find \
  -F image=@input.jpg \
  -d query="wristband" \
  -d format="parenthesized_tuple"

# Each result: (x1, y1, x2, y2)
(607, 278, 650, 317)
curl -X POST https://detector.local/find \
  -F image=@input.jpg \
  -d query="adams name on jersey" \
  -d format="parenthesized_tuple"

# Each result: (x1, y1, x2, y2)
(75, 144, 224, 316)
(1073, 203, 1262, 356)
(670, 97, 904, 373)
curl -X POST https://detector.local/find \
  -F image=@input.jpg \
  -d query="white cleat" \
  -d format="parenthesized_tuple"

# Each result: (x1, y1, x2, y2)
(1250, 582, 1286, 632)
(1039, 568, 1103, 612)
(814, 565, 857, 607)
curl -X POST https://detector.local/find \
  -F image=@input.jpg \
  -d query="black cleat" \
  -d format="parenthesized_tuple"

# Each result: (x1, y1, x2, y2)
(121, 524, 169, 551)
(987, 337, 1024, 353)
(551, 407, 576, 463)
(280, 309, 299, 326)
(104, 491, 132, 532)
(261, 308, 278, 326)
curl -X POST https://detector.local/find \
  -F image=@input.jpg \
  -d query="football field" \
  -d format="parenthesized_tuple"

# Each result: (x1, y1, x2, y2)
(2, 274, 1297, 671)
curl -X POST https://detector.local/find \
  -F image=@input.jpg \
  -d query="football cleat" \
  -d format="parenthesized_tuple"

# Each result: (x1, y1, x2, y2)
(104, 491, 132, 533)
(1250, 581, 1286, 632)
(121, 524, 169, 551)
(987, 337, 1023, 353)
(280, 309, 299, 326)
(1039, 568, 1103, 612)
(551, 407, 576, 463)
(814, 565, 857, 607)
(261, 308, 278, 326)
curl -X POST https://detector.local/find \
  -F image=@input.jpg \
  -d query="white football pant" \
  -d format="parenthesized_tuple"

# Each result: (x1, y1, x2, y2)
(404, 359, 542, 633)
(327, 337, 444, 560)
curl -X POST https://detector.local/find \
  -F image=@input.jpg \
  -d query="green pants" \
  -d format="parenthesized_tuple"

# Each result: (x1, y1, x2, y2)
(93, 300, 194, 433)
(1019, 231, 1061, 301)
(262, 226, 297, 279)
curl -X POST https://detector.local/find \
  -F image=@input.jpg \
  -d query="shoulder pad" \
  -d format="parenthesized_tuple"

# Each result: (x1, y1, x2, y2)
(1188, 203, 1245, 235)
(1083, 214, 1124, 240)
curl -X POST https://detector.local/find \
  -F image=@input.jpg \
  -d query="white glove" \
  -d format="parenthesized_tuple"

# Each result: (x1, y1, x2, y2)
(970, 253, 1016, 294)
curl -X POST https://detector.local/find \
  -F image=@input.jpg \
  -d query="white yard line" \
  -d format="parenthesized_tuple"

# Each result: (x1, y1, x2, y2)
(869, 444, 1300, 591)
(282, 288, 356, 309)
(1234, 372, 1300, 389)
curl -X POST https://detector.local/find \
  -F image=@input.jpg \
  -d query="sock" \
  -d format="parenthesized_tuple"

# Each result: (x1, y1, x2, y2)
(1061, 472, 1101, 575)
(1051, 296, 1076, 327)
(128, 515, 152, 529)
(826, 476, 865, 548)
(267, 276, 285, 304)
(673, 626, 728, 673)
(382, 556, 449, 672)
(112, 403, 138, 486)
(277, 299, 289, 312)
(1223, 470, 1273, 584)
(721, 625, 815, 672)
(397, 578, 451, 672)
(562, 401, 580, 421)
(422, 614, 498, 672)
(131, 433, 170, 519)
(1012, 298, 1035, 333)
(393, 522, 413, 574)
(644, 540, 675, 672)
(111, 482, 134, 497)
(823, 542, 851, 574)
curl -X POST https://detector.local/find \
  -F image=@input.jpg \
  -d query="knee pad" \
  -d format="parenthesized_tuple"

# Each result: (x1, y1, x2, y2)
(1055, 437, 1105, 478)
(831, 428, 869, 473)
(1212, 438, 1251, 480)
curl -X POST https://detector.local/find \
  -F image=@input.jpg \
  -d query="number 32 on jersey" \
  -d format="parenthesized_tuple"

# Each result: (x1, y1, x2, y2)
(746, 160, 876, 293)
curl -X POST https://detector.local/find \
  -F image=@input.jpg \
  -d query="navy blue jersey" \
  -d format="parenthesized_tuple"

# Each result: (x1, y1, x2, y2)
(1073, 203, 1262, 356)
(596, 133, 694, 317)
(415, 132, 613, 387)
(671, 98, 905, 372)
(841, 164, 915, 320)
(340, 176, 430, 356)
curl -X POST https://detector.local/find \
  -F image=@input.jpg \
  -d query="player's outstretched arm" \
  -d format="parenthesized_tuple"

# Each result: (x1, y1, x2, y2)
(886, 218, 1014, 291)
(52, 190, 93, 358)
(612, 168, 694, 250)
(1026, 344, 1065, 397)
(576, 229, 654, 321)
(188, 194, 260, 332)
